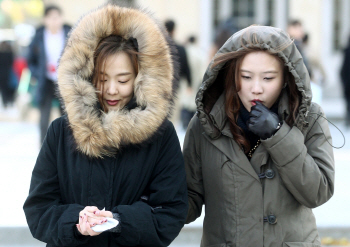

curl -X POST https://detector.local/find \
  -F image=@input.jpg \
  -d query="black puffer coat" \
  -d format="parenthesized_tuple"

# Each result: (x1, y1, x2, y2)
(23, 4, 187, 247)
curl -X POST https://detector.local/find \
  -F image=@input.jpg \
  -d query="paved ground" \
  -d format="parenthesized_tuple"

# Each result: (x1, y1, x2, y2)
(0, 97, 349, 246)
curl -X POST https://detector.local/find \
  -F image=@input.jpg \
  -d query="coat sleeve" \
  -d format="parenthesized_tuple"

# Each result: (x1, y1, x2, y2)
(27, 32, 40, 79)
(112, 121, 188, 247)
(262, 104, 335, 208)
(23, 119, 90, 246)
(183, 117, 205, 223)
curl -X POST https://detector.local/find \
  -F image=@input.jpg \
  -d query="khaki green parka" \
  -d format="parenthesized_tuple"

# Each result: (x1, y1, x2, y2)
(183, 26, 335, 247)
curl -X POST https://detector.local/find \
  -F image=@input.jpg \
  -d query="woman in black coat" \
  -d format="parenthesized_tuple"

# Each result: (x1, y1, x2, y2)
(340, 37, 350, 126)
(23, 4, 188, 247)
(0, 41, 15, 107)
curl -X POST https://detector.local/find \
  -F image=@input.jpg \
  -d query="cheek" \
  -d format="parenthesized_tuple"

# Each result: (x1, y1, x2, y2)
(99, 83, 105, 94)
(237, 84, 248, 98)
(237, 91, 243, 99)
(273, 79, 284, 95)
(270, 84, 282, 95)
(267, 81, 283, 104)
(127, 82, 135, 95)
(120, 84, 134, 97)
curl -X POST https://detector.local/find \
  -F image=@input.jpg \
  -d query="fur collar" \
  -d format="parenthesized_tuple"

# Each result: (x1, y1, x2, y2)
(57, 4, 175, 158)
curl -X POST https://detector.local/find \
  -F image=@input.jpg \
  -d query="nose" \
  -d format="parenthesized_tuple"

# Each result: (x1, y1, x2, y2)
(251, 79, 263, 94)
(106, 80, 118, 95)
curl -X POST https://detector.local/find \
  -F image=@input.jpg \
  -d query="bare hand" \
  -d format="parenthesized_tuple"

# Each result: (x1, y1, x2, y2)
(76, 214, 101, 236)
(93, 208, 113, 218)
(79, 206, 108, 227)
(76, 206, 114, 236)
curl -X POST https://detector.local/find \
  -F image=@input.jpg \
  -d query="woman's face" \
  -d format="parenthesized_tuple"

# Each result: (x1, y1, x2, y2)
(99, 52, 136, 111)
(237, 51, 284, 112)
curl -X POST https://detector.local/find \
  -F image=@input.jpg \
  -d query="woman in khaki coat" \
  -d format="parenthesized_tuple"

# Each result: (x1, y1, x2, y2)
(184, 25, 335, 247)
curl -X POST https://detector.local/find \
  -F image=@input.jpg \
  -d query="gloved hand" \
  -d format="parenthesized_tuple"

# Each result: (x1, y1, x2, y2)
(247, 101, 281, 140)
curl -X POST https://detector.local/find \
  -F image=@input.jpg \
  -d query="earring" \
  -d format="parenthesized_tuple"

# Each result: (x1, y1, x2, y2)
(283, 83, 287, 88)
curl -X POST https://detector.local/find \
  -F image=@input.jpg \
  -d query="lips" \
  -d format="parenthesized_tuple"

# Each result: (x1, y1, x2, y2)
(251, 99, 262, 106)
(106, 100, 120, 106)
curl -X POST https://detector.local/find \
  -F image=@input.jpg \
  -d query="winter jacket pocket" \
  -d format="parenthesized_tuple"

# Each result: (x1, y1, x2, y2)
(283, 242, 321, 247)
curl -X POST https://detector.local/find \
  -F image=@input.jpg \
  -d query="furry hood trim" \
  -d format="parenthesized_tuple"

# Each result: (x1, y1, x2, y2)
(57, 4, 175, 158)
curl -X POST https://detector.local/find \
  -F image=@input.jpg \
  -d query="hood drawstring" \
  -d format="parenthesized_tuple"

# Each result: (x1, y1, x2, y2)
(307, 112, 346, 149)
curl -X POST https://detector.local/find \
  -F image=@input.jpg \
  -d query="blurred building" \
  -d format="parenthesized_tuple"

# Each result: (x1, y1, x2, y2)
(134, 0, 348, 99)
(1, 0, 348, 99)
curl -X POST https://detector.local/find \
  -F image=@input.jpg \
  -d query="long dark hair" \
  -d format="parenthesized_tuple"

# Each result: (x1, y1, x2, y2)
(92, 35, 139, 112)
(212, 48, 301, 153)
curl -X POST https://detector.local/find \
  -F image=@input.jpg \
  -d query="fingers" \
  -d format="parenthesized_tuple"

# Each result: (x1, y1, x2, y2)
(81, 211, 98, 220)
(247, 120, 256, 131)
(84, 220, 100, 236)
(84, 206, 99, 213)
(77, 214, 102, 236)
(254, 101, 270, 112)
(76, 224, 82, 234)
(249, 109, 261, 118)
(76, 216, 83, 235)
(80, 206, 105, 220)
(255, 101, 268, 109)
(96, 210, 113, 218)
(88, 217, 108, 226)
(78, 206, 109, 234)
(80, 206, 99, 217)
(250, 104, 263, 116)
(78, 215, 88, 235)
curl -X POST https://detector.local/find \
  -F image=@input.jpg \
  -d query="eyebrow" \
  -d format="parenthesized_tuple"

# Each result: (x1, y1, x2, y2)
(100, 72, 132, 76)
(240, 69, 279, 74)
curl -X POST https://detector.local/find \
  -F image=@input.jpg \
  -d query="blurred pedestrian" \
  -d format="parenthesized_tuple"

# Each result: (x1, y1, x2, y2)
(184, 25, 334, 246)
(165, 20, 191, 90)
(23, 4, 187, 247)
(165, 20, 191, 125)
(180, 36, 207, 129)
(302, 33, 325, 105)
(209, 17, 239, 59)
(287, 20, 312, 76)
(340, 36, 350, 127)
(0, 41, 16, 107)
(27, 5, 71, 144)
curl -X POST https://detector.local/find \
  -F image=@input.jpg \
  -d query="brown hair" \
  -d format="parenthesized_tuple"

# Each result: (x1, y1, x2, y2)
(92, 35, 139, 112)
(212, 48, 301, 153)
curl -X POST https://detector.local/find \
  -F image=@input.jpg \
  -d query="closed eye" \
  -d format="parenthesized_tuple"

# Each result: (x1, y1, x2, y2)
(264, 77, 274, 81)
(241, 76, 251, 80)
(119, 80, 129, 83)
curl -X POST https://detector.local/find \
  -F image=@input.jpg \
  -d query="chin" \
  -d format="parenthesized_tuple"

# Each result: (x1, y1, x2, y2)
(242, 103, 252, 112)
(104, 105, 119, 112)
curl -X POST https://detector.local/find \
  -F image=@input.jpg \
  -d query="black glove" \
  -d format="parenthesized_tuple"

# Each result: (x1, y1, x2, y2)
(247, 101, 281, 140)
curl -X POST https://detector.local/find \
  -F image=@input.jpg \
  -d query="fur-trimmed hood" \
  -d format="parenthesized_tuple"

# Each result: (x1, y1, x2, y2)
(57, 4, 175, 158)
(196, 25, 312, 139)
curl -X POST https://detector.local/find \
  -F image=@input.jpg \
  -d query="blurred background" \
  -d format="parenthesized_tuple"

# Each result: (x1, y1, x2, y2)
(0, 0, 349, 246)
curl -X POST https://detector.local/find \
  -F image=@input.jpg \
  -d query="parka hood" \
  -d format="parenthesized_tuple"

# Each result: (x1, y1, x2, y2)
(57, 4, 175, 157)
(196, 25, 312, 139)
